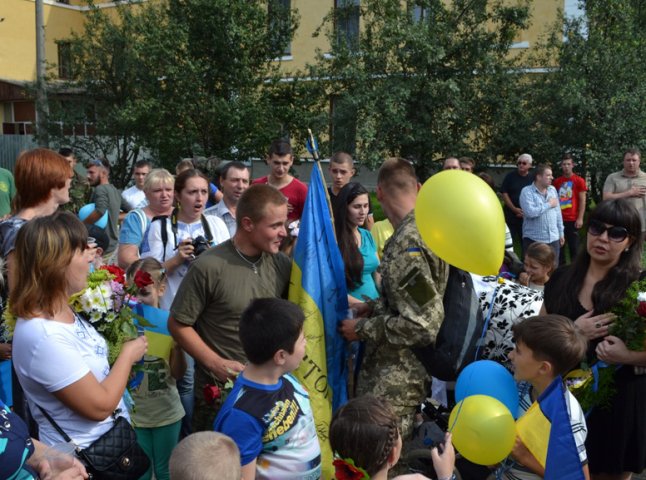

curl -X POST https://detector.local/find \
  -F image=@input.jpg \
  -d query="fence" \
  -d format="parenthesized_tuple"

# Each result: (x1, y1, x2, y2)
(0, 135, 38, 170)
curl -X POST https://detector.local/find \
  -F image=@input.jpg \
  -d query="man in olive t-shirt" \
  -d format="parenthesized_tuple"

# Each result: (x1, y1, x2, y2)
(169, 184, 292, 432)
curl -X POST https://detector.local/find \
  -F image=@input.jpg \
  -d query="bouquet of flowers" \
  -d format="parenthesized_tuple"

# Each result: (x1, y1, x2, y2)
(70, 265, 153, 364)
(566, 278, 646, 411)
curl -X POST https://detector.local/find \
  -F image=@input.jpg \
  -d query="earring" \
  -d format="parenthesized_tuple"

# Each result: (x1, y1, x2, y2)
(625, 248, 630, 252)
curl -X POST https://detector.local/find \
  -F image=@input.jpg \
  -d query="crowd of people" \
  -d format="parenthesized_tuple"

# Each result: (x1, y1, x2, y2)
(0, 142, 645, 480)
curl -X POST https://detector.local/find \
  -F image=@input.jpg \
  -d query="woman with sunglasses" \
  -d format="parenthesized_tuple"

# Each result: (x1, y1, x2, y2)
(543, 199, 646, 480)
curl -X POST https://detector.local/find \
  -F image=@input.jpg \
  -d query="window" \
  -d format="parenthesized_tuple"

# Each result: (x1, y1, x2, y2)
(57, 42, 73, 80)
(335, 0, 360, 51)
(269, 0, 292, 56)
(408, 1, 432, 23)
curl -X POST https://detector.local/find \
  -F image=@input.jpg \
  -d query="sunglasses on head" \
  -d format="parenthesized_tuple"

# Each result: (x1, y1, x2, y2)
(587, 219, 629, 242)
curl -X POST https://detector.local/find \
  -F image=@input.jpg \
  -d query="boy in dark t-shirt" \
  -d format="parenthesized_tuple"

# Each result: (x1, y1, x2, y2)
(214, 298, 321, 480)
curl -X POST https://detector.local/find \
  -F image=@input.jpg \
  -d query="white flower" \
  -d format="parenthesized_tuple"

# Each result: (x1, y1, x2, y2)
(637, 292, 646, 302)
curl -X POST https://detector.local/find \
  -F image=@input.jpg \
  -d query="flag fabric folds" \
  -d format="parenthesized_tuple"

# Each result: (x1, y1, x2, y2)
(516, 377, 585, 480)
(289, 163, 349, 478)
(135, 303, 174, 362)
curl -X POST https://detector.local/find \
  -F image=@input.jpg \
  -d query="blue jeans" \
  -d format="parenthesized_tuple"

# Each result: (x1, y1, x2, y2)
(176, 352, 194, 439)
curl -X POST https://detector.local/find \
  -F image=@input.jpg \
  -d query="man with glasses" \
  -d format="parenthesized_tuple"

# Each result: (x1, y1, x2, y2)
(501, 153, 534, 255)
(603, 148, 646, 232)
(519, 164, 564, 266)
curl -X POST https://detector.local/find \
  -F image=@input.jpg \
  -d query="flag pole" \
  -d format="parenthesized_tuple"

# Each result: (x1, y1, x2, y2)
(307, 128, 338, 239)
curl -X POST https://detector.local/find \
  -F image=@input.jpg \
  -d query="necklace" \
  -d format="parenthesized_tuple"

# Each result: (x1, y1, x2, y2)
(232, 242, 262, 274)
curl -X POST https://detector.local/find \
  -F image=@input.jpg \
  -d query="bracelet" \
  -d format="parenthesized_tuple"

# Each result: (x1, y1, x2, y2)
(437, 474, 457, 480)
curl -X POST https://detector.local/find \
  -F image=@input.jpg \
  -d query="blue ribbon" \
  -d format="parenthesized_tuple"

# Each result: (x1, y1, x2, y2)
(591, 360, 608, 393)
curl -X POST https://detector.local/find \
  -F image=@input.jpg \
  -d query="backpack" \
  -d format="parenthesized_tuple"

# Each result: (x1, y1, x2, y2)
(412, 265, 485, 381)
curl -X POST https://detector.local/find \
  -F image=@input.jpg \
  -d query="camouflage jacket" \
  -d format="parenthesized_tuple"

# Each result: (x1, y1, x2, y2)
(355, 211, 448, 413)
(62, 171, 91, 214)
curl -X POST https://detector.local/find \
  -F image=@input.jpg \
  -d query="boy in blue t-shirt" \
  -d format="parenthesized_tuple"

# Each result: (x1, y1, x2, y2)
(214, 298, 321, 480)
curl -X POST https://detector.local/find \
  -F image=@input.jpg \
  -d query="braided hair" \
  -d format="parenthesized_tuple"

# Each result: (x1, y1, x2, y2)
(329, 395, 400, 476)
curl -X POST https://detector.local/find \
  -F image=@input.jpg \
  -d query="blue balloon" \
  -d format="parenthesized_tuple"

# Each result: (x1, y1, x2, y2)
(455, 360, 519, 418)
(78, 203, 109, 229)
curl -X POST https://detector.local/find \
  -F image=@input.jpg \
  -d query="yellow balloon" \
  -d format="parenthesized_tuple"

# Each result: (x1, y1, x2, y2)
(448, 394, 516, 465)
(415, 170, 505, 275)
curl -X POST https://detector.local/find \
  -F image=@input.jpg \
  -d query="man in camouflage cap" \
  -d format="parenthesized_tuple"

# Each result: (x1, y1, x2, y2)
(340, 157, 448, 440)
(59, 147, 90, 214)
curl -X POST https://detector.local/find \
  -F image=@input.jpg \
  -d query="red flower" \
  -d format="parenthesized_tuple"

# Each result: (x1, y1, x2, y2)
(134, 271, 154, 289)
(203, 384, 221, 405)
(637, 301, 646, 318)
(333, 458, 368, 480)
(101, 265, 125, 285)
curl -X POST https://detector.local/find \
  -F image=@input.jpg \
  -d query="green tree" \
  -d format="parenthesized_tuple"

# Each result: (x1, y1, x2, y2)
(40, 0, 318, 186)
(522, 0, 646, 200)
(310, 0, 531, 177)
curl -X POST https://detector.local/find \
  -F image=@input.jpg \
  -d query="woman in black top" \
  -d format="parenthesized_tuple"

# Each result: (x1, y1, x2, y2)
(543, 199, 646, 479)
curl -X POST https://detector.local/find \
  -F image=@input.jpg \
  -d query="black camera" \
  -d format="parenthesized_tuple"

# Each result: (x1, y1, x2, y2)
(191, 235, 210, 257)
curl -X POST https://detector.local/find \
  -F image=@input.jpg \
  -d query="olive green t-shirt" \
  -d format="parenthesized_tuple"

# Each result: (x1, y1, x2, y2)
(170, 240, 291, 368)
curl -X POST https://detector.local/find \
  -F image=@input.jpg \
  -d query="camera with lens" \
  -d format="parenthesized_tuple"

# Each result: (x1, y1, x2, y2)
(191, 235, 210, 257)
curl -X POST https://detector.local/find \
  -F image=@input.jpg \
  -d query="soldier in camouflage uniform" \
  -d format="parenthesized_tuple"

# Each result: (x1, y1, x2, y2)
(340, 158, 448, 441)
(59, 148, 90, 214)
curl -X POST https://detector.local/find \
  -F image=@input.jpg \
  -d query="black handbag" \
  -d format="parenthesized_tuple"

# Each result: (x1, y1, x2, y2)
(38, 406, 150, 480)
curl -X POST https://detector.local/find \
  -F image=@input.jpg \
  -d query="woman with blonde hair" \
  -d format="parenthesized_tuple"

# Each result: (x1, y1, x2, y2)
(10, 211, 148, 448)
(118, 168, 175, 269)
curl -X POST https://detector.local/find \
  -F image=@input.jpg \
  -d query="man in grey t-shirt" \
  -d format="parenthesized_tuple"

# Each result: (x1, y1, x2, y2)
(85, 158, 130, 255)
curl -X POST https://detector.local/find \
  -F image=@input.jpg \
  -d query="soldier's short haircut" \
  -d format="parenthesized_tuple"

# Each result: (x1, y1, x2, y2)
(377, 157, 418, 195)
(236, 183, 288, 229)
(58, 147, 74, 158)
(512, 314, 587, 376)
(534, 163, 552, 177)
(330, 151, 354, 167)
(169, 432, 241, 480)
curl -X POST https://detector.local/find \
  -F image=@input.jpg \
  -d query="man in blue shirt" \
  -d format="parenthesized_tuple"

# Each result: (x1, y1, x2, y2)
(519, 164, 564, 266)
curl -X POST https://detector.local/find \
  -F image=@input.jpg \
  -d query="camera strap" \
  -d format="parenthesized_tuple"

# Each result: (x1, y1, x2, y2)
(169, 208, 215, 246)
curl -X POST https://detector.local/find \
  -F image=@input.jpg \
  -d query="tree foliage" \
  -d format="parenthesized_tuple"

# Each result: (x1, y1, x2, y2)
(519, 0, 646, 200)
(309, 0, 531, 177)
(40, 0, 321, 187)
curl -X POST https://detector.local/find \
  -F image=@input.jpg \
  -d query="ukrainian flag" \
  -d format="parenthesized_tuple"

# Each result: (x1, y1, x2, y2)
(516, 377, 585, 480)
(289, 163, 349, 479)
(135, 303, 174, 362)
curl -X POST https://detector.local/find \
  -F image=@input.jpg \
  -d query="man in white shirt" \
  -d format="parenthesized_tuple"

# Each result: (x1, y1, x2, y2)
(121, 160, 151, 209)
(205, 162, 250, 237)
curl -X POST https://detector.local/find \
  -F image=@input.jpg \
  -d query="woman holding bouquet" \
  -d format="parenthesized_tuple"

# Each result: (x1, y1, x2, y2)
(543, 199, 646, 480)
(10, 211, 148, 448)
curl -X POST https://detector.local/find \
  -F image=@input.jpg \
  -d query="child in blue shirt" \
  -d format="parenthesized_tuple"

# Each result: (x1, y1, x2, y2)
(214, 298, 321, 480)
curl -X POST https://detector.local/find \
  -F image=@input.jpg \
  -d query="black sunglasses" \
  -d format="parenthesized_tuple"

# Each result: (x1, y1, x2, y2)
(587, 219, 629, 242)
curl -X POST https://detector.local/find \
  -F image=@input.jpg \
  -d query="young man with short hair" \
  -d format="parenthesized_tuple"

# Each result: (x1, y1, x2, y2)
(252, 140, 307, 221)
(553, 154, 587, 264)
(328, 151, 374, 229)
(122, 159, 151, 210)
(169, 184, 292, 432)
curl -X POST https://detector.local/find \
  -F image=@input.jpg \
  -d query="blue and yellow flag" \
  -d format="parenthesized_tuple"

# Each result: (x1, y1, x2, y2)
(516, 377, 585, 480)
(134, 303, 174, 362)
(289, 162, 349, 479)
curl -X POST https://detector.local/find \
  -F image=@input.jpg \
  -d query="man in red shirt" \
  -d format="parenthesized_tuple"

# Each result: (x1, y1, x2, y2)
(253, 140, 307, 221)
(553, 153, 587, 265)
